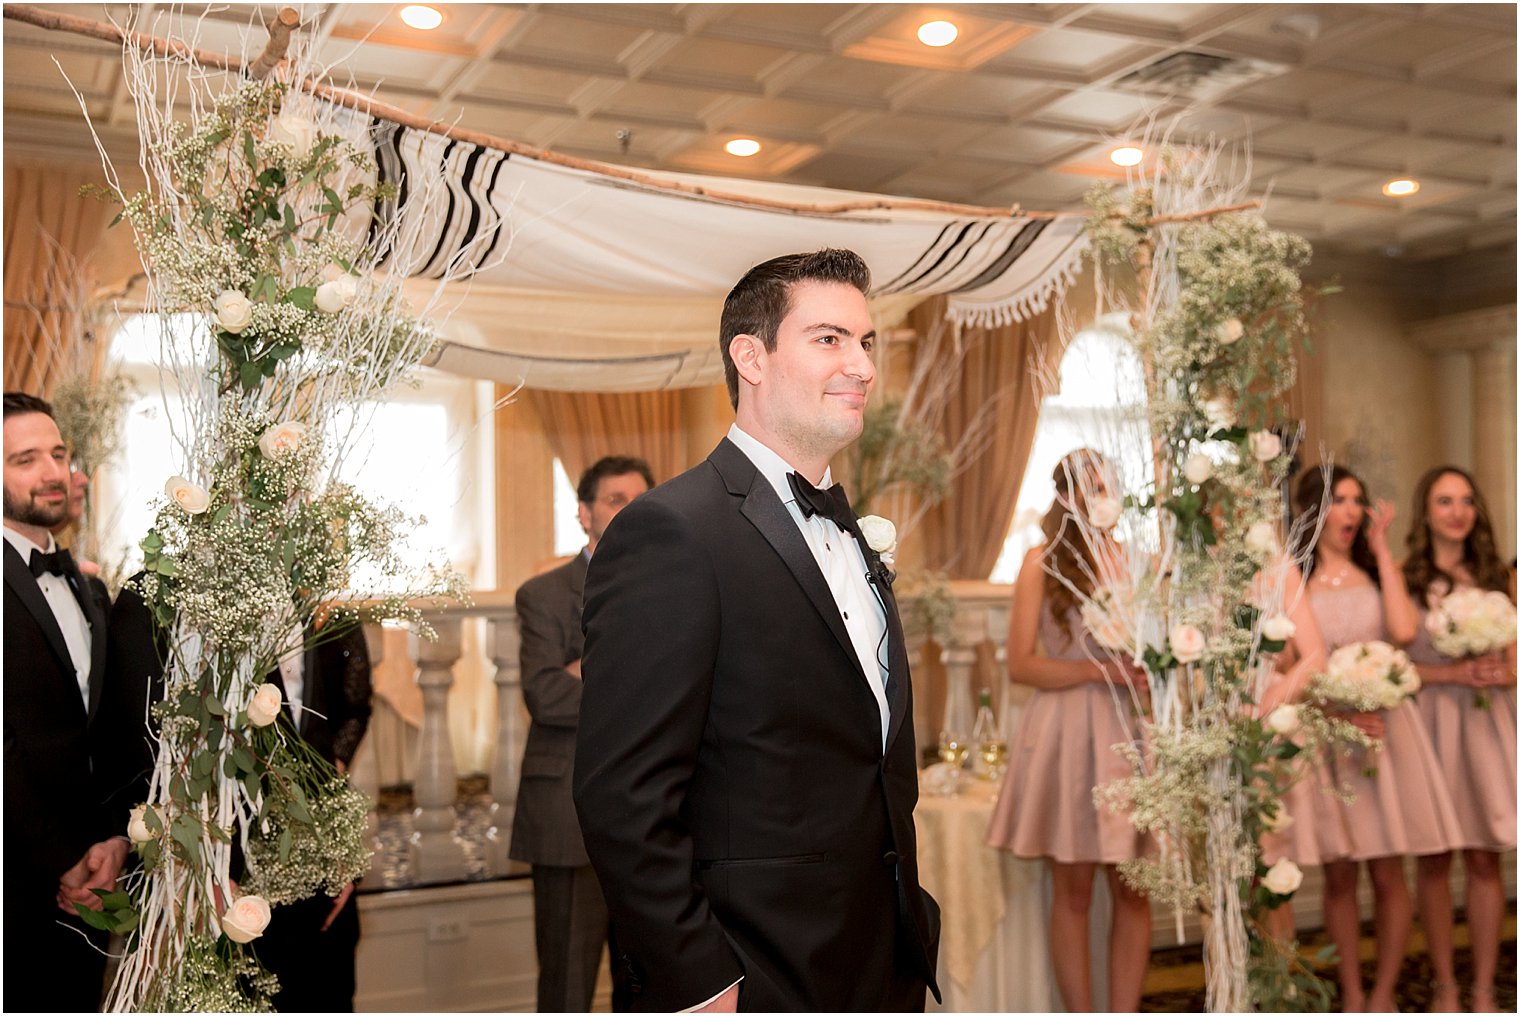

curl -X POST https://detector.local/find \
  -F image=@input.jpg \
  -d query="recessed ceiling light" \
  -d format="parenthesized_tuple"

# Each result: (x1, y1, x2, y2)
(725, 138, 761, 157)
(1382, 178, 1420, 197)
(917, 20, 958, 47)
(1110, 146, 1144, 167)
(400, 5, 443, 30)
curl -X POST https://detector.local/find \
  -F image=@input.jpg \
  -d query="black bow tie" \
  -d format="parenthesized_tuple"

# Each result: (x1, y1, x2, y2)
(787, 472, 857, 532)
(29, 547, 75, 579)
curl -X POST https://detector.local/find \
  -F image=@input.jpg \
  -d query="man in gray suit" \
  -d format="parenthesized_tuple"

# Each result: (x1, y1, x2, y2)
(510, 455, 654, 1012)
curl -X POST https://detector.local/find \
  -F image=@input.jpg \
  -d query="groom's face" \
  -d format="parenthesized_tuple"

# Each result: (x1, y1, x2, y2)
(758, 280, 877, 460)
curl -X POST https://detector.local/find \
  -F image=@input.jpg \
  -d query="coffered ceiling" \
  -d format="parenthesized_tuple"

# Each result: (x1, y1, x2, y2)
(4, 3, 1515, 262)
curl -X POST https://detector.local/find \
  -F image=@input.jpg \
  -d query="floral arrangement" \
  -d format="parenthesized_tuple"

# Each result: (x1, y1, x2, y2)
(1064, 141, 1360, 1010)
(1425, 588, 1517, 658)
(76, 23, 490, 1012)
(1311, 641, 1421, 713)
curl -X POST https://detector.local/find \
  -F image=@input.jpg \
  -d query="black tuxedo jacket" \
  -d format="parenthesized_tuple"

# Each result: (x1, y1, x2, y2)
(509, 550, 593, 868)
(2, 541, 131, 907)
(264, 625, 373, 769)
(574, 439, 940, 1012)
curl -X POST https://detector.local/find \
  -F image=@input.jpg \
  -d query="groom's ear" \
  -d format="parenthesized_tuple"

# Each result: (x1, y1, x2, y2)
(730, 333, 765, 390)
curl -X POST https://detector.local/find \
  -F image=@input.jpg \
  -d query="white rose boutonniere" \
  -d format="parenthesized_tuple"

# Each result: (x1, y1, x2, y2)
(220, 894, 272, 943)
(858, 514, 898, 568)
(258, 420, 308, 459)
(213, 290, 254, 334)
(246, 683, 283, 728)
(1261, 858, 1303, 896)
(164, 475, 210, 515)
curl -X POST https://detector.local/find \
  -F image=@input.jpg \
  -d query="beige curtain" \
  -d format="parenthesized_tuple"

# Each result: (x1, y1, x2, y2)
(524, 389, 687, 488)
(917, 297, 1063, 579)
(3, 162, 114, 395)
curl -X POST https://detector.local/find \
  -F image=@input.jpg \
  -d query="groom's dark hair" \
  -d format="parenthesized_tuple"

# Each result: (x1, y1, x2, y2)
(719, 248, 871, 409)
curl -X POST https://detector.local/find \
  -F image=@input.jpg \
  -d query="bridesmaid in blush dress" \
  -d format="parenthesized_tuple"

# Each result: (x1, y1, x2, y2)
(986, 450, 1151, 1012)
(1401, 466, 1516, 1014)
(1291, 466, 1461, 1013)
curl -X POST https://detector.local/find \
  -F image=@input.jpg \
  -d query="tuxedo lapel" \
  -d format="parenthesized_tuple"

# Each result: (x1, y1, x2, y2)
(70, 567, 108, 722)
(3, 542, 80, 690)
(872, 566, 911, 754)
(712, 440, 869, 686)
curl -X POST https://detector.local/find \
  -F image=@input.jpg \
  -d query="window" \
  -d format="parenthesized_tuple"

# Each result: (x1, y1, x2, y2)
(989, 318, 1152, 583)
(96, 313, 495, 588)
(552, 458, 585, 557)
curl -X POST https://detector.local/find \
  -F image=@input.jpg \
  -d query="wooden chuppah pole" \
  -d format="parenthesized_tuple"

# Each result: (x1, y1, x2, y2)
(3, 2, 1073, 221)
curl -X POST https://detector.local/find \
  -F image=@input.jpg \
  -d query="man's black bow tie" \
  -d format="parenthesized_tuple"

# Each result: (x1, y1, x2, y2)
(29, 546, 76, 579)
(787, 471, 857, 532)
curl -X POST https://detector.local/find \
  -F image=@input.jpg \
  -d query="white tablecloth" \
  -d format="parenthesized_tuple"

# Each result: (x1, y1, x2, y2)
(916, 778, 1110, 1012)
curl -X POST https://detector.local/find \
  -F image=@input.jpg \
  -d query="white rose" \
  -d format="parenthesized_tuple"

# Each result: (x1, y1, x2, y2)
(1170, 623, 1207, 665)
(1262, 614, 1297, 642)
(1215, 318, 1244, 345)
(1262, 807, 1294, 833)
(314, 275, 358, 314)
(1265, 704, 1301, 738)
(246, 683, 283, 728)
(267, 113, 317, 159)
(258, 421, 308, 459)
(213, 290, 254, 334)
(1087, 496, 1122, 530)
(858, 515, 898, 567)
(1183, 453, 1213, 485)
(1248, 430, 1283, 462)
(127, 804, 156, 844)
(164, 475, 210, 515)
(220, 894, 272, 943)
(1261, 858, 1303, 896)
(1245, 521, 1278, 557)
(1204, 398, 1236, 431)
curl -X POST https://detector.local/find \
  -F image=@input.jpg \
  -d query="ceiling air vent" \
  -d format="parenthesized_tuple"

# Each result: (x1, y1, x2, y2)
(1116, 51, 1287, 102)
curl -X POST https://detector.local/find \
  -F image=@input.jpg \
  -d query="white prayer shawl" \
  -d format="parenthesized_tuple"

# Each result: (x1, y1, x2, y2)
(338, 106, 1089, 391)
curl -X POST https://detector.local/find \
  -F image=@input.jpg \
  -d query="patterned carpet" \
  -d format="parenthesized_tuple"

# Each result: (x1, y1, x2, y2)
(1141, 905, 1517, 1012)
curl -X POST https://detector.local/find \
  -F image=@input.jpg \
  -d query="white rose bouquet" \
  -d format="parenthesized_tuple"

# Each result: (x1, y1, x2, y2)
(1425, 588, 1516, 657)
(1312, 641, 1421, 713)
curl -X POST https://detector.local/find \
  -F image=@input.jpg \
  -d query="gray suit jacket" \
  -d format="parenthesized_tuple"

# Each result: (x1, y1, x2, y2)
(509, 551, 591, 867)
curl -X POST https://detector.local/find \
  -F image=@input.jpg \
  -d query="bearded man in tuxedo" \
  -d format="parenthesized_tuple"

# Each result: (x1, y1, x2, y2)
(574, 249, 940, 1012)
(3, 392, 134, 1012)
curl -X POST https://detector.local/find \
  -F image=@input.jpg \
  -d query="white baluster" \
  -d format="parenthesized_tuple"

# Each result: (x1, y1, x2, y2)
(939, 604, 985, 743)
(408, 618, 467, 882)
(485, 609, 524, 875)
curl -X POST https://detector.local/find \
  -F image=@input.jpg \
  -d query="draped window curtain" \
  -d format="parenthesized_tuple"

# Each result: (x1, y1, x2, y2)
(3, 163, 115, 396)
(524, 388, 687, 491)
(915, 297, 1063, 580)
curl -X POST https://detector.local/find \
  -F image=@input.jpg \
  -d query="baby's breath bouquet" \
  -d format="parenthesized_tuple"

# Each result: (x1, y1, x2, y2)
(78, 22, 490, 1012)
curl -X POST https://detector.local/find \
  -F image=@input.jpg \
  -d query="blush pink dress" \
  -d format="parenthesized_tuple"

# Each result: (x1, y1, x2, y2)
(1309, 586, 1461, 859)
(986, 603, 1147, 864)
(1406, 591, 1517, 853)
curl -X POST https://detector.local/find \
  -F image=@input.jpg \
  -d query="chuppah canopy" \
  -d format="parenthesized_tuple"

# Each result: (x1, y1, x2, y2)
(339, 105, 1089, 392)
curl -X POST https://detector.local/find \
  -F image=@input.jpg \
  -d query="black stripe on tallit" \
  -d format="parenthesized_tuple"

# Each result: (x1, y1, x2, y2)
(368, 118, 402, 266)
(879, 219, 982, 295)
(876, 219, 961, 293)
(949, 218, 1051, 294)
(451, 142, 488, 274)
(474, 152, 512, 267)
(900, 217, 1000, 293)
(423, 139, 461, 278)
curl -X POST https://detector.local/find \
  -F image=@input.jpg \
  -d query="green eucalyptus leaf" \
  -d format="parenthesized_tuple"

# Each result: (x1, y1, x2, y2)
(286, 286, 317, 312)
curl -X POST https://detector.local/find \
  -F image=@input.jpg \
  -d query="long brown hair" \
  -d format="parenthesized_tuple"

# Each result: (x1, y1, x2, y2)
(1290, 465, 1380, 586)
(1041, 449, 1109, 638)
(1402, 465, 1510, 606)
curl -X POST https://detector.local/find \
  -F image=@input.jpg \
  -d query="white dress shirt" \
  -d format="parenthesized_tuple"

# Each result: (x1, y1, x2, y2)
(275, 624, 307, 729)
(4, 525, 92, 707)
(727, 424, 892, 751)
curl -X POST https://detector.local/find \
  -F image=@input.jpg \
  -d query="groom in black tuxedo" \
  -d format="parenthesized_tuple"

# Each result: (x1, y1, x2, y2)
(575, 249, 940, 1012)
